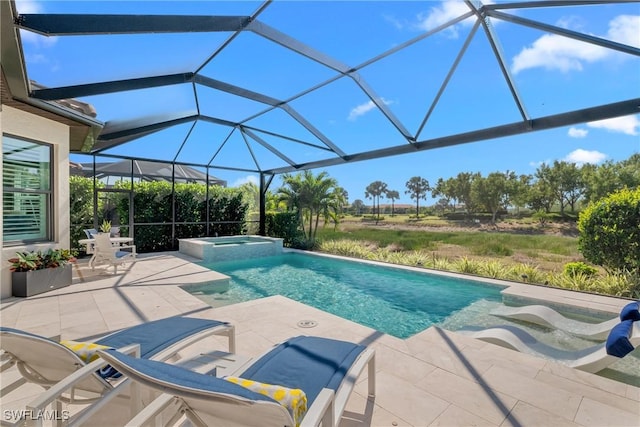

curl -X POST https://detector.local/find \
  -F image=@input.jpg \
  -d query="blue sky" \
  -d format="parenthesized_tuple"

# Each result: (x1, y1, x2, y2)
(17, 0, 640, 205)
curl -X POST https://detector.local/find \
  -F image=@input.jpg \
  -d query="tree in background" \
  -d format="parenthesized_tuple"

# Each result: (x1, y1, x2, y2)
(582, 154, 640, 204)
(277, 170, 340, 241)
(365, 181, 388, 222)
(452, 172, 479, 217)
(578, 187, 640, 276)
(405, 176, 430, 218)
(509, 174, 532, 215)
(527, 176, 555, 213)
(535, 161, 585, 215)
(471, 172, 512, 224)
(557, 161, 585, 213)
(351, 199, 365, 216)
(325, 186, 348, 230)
(333, 187, 349, 216)
(432, 178, 455, 212)
(238, 181, 259, 213)
(386, 190, 400, 216)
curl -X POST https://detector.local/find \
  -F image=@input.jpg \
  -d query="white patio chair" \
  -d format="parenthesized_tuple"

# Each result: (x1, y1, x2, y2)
(90, 232, 135, 273)
(1, 317, 235, 426)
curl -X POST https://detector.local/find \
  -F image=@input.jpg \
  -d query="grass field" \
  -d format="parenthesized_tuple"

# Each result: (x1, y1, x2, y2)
(309, 215, 640, 297)
(316, 215, 584, 273)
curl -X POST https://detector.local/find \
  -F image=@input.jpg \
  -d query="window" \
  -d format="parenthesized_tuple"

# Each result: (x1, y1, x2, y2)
(2, 135, 52, 243)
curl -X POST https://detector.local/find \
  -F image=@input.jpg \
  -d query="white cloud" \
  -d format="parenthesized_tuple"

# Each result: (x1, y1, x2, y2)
(414, 0, 488, 38)
(348, 98, 393, 121)
(511, 14, 639, 74)
(587, 115, 640, 136)
(231, 175, 258, 187)
(512, 33, 607, 74)
(383, 14, 405, 31)
(563, 149, 607, 165)
(608, 15, 640, 47)
(16, 1, 58, 47)
(15, 0, 42, 14)
(568, 127, 588, 138)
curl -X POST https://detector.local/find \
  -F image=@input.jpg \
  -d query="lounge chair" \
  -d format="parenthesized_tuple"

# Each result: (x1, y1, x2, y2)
(83, 229, 98, 239)
(0, 316, 235, 424)
(460, 317, 640, 373)
(490, 301, 640, 340)
(90, 232, 135, 273)
(97, 335, 376, 427)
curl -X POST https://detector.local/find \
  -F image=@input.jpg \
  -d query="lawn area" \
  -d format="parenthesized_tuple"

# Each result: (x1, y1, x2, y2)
(317, 216, 583, 273)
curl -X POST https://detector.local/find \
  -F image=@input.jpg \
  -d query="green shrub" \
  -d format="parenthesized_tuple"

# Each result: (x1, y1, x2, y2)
(266, 212, 303, 247)
(292, 237, 319, 250)
(454, 257, 481, 274)
(507, 264, 547, 284)
(69, 176, 102, 252)
(563, 262, 597, 278)
(532, 209, 549, 226)
(479, 260, 507, 279)
(578, 187, 640, 275)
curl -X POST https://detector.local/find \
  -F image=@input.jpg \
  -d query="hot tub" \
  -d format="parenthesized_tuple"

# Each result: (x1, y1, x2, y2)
(178, 235, 283, 262)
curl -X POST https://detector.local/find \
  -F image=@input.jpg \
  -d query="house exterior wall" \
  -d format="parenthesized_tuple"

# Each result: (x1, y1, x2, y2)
(1, 105, 71, 299)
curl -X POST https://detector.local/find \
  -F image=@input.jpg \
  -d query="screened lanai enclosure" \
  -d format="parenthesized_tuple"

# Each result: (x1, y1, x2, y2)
(3, 0, 639, 251)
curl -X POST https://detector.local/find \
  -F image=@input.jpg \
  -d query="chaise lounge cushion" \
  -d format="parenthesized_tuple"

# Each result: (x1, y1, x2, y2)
(605, 320, 635, 358)
(100, 349, 276, 403)
(619, 301, 640, 322)
(239, 336, 366, 405)
(95, 317, 228, 359)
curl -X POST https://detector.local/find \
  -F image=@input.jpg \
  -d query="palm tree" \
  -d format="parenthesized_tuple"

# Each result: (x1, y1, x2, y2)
(365, 181, 388, 222)
(386, 190, 400, 217)
(321, 186, 347, 231)
(405, 176, 430, 218)
(277, 170, 340, 241)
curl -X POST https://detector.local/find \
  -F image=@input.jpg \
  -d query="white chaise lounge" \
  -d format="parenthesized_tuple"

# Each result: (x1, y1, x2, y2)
(490, 301, 639, 341)
(461, 317, 640, 373)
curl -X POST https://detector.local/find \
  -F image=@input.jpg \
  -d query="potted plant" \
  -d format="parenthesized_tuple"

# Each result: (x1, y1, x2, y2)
(8, 249, 77, 297)
(99, 219, 112, 234)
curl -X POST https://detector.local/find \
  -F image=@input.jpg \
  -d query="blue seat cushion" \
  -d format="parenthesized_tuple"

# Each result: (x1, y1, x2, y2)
(605, 320, 635, 358)
(101, 349, 275, 403)
(115, 250, 131, 258)
(240, 336, 366, 406)
(96, 317, 227, 359)
(619, 301, 640, 322)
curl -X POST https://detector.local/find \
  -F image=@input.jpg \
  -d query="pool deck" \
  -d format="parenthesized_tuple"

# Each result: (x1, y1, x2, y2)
(1, 252, 639, 426)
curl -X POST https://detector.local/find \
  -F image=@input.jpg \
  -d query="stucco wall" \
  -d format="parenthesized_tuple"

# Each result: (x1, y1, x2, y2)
(1, 105, 71, 299)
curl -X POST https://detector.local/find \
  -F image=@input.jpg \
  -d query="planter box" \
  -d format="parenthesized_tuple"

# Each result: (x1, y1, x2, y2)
(12, 265, 73, 297)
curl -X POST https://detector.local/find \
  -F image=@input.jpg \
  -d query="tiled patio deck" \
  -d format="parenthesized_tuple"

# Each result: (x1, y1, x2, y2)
(1, 252, 639, 426)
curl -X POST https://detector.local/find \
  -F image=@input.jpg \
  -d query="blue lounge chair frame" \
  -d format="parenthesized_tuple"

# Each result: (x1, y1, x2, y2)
(98, 335, 376, 427)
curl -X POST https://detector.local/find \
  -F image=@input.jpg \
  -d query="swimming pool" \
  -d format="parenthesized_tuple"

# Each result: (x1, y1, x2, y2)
(188, 252, 505, 338)
(186, 251, 640, 386)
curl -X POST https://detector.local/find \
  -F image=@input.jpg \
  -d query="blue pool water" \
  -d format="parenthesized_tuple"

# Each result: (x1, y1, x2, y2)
(190, 252, 504, 338)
